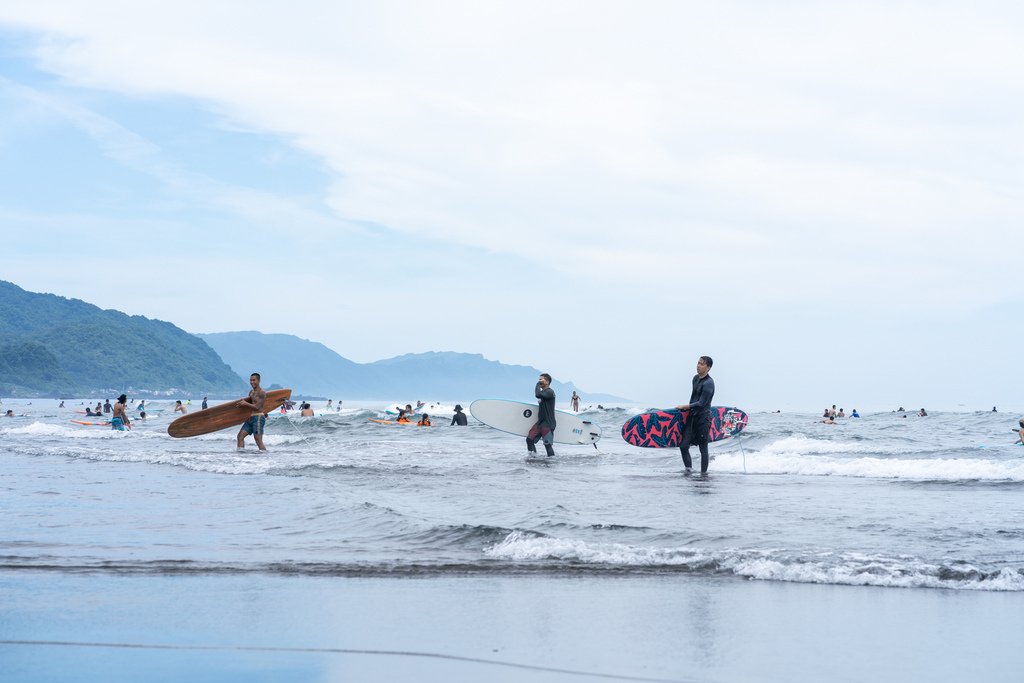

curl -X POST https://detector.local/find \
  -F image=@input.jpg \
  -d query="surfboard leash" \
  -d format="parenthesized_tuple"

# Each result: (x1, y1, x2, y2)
(283, 412, 311, 445)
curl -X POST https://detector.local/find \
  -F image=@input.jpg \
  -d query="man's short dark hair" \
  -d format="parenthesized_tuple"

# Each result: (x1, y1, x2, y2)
(540, 373, 552, 383)
(251, 372, 261, 380)
(699, 356, 713, 368)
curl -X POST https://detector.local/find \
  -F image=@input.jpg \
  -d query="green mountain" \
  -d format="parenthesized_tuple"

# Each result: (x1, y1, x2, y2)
(0, 281, 245, 396)
(199, 331, 630, 402)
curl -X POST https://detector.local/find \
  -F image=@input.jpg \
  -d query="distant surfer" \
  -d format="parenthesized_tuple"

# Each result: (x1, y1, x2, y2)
(571, 391, 580, 412)
(237, 372, 268, 451)
(451, 404, 468, 426)
(202, 396, 208, 410)
(58, 400, 65, 408)
(300, 403, 314, 417)
(837, 408, 845, 417)
(1015, 419, 1023, 445)
(174, 400, 188, 414)
(526, 373, 557, 458)
(851, 409, 860, 418)
(676, 356, 715, 474)
(103, 399, 111, 413)
(111, 394, 131, 431)
(918, 408, 928, 417)
(417, 413, 432, 426)
(137, 400, 145, 412)
(4, 410, 14, 417)
(820, 415, 835, 424)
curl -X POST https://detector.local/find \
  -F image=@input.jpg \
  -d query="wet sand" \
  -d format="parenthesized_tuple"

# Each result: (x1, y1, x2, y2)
(2, 571, 1021, 682)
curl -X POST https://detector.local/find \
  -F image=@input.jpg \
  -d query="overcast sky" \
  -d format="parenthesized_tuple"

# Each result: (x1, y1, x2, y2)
(1, 2, 1021, 411)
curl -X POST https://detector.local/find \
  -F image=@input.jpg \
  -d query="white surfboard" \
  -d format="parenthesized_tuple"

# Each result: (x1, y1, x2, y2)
(470, 399, 602, 446)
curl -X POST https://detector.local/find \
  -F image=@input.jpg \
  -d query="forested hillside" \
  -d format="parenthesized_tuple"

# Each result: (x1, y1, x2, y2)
(0, 281, 244, 396)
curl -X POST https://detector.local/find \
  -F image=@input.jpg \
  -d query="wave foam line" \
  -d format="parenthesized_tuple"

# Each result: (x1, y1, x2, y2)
(484, 532, 1024, 591)
(711, 451, 1024, 481)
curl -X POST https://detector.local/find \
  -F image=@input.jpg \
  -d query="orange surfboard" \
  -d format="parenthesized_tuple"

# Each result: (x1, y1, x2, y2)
(167, 389, 292, 438)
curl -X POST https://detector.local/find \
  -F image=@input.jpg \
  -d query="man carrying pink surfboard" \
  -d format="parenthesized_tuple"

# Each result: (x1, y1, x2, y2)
(676, 356, 715, 474)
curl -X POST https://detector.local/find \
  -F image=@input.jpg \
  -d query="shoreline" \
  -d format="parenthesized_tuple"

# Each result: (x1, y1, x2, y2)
(2, 571, 1022, 682)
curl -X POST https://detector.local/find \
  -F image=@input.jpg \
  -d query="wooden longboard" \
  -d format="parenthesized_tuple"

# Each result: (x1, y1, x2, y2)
(167, 389, 292, 438)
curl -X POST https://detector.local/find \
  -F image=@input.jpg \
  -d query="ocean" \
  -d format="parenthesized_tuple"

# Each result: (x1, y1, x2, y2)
(2, 400, 1023, 681)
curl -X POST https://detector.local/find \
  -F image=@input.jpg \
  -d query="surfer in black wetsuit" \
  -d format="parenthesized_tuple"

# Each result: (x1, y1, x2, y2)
(526, 373, 557, 457)
(451, 405, 468, 426)
(676, 356, 715, 473)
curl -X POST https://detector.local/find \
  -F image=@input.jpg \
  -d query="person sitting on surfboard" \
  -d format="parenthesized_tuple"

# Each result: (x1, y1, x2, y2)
(451, 405, 468, 426)
(526, 373, 557, 458)
(237, 372, 268, 451)
(676, 356, 715, 473)
(111, 394, 131, 432)
(417, 413, 432, 427)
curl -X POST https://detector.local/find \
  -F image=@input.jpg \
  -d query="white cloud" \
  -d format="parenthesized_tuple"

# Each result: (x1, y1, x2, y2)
(3, 2, 1022, 312)
(2, 2, 1023, 404)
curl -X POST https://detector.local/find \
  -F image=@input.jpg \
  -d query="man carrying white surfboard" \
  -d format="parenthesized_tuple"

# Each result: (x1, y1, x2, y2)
(526, 373, 557, 458)
(676, 356, 715, 474)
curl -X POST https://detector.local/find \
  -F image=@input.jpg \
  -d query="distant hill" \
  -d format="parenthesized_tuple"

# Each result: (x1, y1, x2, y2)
(199, 331, 629, 403)
(0, 281, 245, 396)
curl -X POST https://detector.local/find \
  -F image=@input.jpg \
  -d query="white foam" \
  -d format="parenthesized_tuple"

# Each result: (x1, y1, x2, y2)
(484, 532, 1024, 591)
(710, 450, 1024, 481)
(758, 435, 920, 456)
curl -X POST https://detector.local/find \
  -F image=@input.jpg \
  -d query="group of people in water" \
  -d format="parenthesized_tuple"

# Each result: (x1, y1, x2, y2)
(820, 405, 861, 423)
(393, 402, 469, 427)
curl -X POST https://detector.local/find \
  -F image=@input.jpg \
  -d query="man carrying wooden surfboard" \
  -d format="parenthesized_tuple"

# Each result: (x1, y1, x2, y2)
(237, 372, 268, 451)
(676, 356, 715, 474)
(526, 373, 557, 458)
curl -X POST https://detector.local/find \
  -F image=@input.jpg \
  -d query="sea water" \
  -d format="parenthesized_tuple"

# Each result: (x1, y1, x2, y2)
(2, 401, 1021, 589)
(2, 401, 1024, 681)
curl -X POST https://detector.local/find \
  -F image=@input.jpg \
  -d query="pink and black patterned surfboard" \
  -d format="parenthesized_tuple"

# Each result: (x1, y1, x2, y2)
(621, 407, 749, 448)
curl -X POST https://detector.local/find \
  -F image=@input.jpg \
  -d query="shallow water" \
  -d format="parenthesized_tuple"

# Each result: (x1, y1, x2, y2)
(3, 400, 1022, 593)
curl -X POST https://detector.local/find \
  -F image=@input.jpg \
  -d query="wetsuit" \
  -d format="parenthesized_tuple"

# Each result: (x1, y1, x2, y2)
(451, 411, 468, 426)
(679, 373, 715, 472)
(526, 383, 557, 457)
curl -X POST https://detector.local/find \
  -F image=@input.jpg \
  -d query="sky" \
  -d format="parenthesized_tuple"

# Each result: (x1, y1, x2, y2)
(1, 2, 1022, 411)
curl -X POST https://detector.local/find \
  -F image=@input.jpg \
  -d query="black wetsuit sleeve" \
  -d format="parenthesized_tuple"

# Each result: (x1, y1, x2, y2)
(690, 376, 715, 412)
(536, 384, 557, 428)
